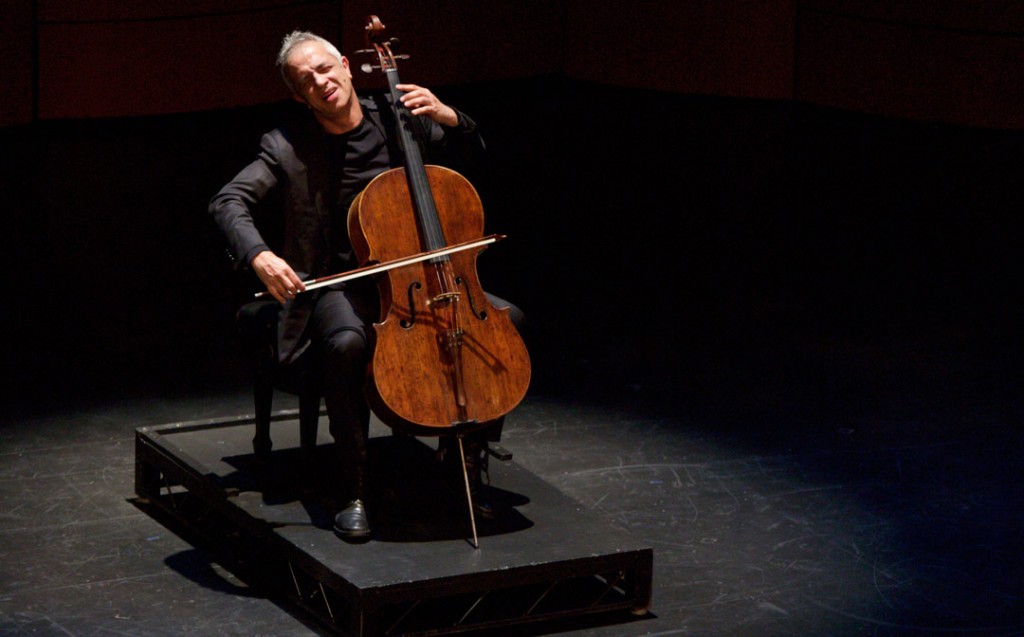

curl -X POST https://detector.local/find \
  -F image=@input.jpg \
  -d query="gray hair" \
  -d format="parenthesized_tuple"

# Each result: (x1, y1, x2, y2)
(276, 31, 344, 92)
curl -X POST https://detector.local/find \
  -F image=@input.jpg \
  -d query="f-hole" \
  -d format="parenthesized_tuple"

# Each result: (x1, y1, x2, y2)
(456, 277, 488, 320)
(401, 281, 423, 328)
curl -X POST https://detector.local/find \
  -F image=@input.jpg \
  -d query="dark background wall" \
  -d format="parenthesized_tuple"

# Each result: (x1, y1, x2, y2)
(4, 1, 1023, 128)
(1, 1, 1021, 422)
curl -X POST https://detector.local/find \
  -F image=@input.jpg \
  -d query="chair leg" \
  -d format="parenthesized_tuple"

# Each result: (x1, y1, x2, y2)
(253, 370, 274, 464)
(298, 392, 320, 454)
(298, 390, 321, 486)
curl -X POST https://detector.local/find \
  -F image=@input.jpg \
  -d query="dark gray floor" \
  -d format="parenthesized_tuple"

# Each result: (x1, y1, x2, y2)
(2, 341, 1022, 636)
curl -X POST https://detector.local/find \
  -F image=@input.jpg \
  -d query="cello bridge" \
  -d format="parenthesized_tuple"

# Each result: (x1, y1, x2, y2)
(428, 292, 460, 307)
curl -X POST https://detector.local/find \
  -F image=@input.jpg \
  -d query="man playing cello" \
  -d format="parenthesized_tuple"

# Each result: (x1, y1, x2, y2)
(210, 30, 522, 540)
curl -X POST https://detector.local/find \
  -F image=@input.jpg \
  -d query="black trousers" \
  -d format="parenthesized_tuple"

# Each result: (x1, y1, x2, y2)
(305, 284, 524, 498)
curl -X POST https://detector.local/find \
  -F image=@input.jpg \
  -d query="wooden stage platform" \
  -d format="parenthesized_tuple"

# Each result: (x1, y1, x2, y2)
(134, 412, 653, 636)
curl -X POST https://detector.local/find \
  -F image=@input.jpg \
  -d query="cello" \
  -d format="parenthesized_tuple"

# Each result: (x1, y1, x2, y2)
(348, 18, 531, 446)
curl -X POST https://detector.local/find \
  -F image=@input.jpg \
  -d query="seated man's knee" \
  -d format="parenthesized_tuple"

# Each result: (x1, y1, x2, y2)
(322, 329, 366, 367)
(485, 292, 525, 332)
(506, 304, 525, 332)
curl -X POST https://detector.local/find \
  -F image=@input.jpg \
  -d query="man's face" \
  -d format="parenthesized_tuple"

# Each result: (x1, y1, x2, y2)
(285, 40, 354, 118)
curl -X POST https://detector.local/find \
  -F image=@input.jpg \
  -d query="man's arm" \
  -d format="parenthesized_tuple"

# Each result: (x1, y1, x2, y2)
(208, 131, 305, 303)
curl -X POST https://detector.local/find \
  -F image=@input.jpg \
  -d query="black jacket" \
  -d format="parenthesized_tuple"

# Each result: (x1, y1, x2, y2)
(209, 94, 486, 361)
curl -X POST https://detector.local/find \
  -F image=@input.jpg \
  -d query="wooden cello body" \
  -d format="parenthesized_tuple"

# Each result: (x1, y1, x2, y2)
(347, 17, 530, 435)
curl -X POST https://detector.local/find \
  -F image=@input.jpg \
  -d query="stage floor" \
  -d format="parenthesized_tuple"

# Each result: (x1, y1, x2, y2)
(134, 413, 652, 635)
(2, 382, 1022, 636)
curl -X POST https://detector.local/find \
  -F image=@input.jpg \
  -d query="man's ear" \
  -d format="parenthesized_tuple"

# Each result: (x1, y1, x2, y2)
(291, 93, 306, 105)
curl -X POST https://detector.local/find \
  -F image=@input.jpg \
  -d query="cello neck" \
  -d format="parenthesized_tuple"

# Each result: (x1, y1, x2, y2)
(370, 23, 448, 253)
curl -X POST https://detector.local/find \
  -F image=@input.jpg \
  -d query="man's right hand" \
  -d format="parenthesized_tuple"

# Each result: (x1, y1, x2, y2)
(251, 250, 306, 303)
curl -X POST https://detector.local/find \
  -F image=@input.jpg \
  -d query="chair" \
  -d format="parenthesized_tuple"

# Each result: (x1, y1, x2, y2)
(235, 298, 322, 470)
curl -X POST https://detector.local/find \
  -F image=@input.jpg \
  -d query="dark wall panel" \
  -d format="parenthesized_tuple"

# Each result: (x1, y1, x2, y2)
(36, 0, 341, 119)
(564, 0, 795, 100)
(796, 1, 1024, 129)
(9, 1, 1024, 129)
(339, 0, 564, 91)
(0, 2, 34, 127)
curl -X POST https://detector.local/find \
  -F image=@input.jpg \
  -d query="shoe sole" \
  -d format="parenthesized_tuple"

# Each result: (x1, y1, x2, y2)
(334, 527, 372, 540)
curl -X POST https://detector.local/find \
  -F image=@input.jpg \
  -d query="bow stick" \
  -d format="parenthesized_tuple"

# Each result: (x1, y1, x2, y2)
(255, 234, 506, 298)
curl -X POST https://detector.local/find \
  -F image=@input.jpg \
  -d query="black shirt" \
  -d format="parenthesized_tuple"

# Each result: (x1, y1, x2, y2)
(323, 117, 392, 274)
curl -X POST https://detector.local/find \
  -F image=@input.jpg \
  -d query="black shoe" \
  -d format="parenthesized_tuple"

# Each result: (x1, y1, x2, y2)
(333, 499, 371, 540)
(473, 497, 496, 520)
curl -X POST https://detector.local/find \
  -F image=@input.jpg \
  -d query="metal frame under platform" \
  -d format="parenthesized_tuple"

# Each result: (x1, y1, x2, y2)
(134, 413, 654, 636)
